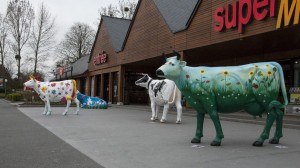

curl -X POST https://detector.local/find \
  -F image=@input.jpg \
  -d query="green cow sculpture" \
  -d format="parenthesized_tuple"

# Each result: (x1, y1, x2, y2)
(156, 52, 288, 147)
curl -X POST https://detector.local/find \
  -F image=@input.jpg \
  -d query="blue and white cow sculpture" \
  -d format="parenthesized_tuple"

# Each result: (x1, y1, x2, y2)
(135, 74, 182, 123)
(156, 52, 288, 146)
(23, 76, 80, 115)
(76, 91, 108, 109)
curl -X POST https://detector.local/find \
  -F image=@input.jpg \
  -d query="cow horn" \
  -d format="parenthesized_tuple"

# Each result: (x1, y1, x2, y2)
(162, 52, 167, 61)
(29, 75, 34, 80)
(172, 50, 181, 60)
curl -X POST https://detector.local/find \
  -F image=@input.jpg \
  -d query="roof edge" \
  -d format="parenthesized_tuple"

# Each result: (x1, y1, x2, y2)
(120, 0, 142, 51)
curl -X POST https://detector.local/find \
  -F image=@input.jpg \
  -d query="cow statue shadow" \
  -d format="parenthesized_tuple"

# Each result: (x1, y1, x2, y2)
(156, 51, 288, 147)
(135, 74, 182, 124)
(23, 76, 80, 116)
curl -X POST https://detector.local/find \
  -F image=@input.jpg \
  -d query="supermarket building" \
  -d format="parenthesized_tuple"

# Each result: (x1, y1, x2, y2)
(76, 0, 300, 105)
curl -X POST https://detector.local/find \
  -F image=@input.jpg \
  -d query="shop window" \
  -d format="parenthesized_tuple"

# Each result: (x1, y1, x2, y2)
(112, 72, 118, 104)
(293, 60, 300, 87)
(95, 75, 101, 97)
(103, 73, 109, 102)
(80, 78, 86, 94)
(124, 72, 150, 105)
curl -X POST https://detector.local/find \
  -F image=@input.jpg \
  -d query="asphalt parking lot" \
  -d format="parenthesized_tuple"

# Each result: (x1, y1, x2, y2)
(16, 104, 300, 168)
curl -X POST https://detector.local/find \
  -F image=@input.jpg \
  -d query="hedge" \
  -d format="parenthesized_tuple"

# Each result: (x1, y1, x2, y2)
(6, 93, 23, 101)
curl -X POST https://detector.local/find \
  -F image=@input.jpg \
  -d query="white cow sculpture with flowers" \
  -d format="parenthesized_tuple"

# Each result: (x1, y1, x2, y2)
(23, 76, 80, 115)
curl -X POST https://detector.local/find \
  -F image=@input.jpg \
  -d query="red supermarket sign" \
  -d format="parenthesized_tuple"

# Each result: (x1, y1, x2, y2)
(93, 51, 108, 65)
(214, 0, 300, 33)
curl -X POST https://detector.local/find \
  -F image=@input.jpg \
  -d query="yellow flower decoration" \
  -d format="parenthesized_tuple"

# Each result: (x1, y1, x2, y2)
(60, 82, 64, 86)
(266, 64, 270, 68)
(199, 70, 205, 74)
(41, 86, 47, 93)
(254, 65, 259, 68)
(249, 70, 254, 76)
(267, 70, 273, 76)
(223, 71, 229, 76)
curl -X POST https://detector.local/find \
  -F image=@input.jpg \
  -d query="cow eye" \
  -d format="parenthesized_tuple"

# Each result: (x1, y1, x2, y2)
(169, 62, 174, 66)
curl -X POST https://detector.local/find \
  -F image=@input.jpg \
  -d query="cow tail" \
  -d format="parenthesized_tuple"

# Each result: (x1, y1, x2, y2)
(168, 84, 177, 104)
(72, 80, 77, 99)
(271, 62, 288, 108)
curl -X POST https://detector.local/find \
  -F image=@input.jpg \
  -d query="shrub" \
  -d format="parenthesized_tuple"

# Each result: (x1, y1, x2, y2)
(0, 93, 5, 98)
(6, 93, 23, 101)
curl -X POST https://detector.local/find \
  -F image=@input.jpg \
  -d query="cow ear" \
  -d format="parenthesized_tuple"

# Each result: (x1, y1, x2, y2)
(180, 61, 187, 67)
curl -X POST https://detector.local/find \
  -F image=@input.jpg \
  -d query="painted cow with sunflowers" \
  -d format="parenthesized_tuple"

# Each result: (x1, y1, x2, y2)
(23, 76, 80, 116)
(156, 51, 288, 147)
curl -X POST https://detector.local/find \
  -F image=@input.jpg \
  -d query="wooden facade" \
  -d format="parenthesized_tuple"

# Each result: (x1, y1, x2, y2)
(87, 0, 300, 105)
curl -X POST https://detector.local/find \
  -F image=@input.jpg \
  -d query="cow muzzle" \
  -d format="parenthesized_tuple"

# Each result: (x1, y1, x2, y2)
(156, 69, 165, 77)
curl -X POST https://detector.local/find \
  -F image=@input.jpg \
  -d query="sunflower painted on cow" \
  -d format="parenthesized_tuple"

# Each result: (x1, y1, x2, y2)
(156, 51, 288, 147)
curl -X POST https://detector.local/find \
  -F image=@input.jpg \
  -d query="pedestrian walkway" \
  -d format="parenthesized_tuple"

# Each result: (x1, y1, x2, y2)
(0, 99, 103, 168)
(111, 104, 300, 129)
(16, 102, 300, 168)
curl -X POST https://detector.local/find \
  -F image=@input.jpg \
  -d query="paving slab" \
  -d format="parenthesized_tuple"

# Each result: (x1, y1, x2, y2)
(17, 105, 300, 168)
(0, 99, 103, 168)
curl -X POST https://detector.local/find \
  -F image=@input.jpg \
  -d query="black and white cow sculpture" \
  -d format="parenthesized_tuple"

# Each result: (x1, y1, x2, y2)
(135, 74, 182, 123)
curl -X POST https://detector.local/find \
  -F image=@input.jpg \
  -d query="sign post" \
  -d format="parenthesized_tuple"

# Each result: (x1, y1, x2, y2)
(4, 79, 7, 96)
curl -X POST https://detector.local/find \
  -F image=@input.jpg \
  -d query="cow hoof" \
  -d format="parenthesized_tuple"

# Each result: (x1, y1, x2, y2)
(62, 113, 67, 116)
(269, 138, 279, 144)
(191, 138, 201, 143)
(176, 120, 181, 124)
(154, 117, 159, 120)
(150, 117, 155, 121)
(252, 141, 263, 147)
(210, 140, 221, 146)
(160, 119, 166, 123)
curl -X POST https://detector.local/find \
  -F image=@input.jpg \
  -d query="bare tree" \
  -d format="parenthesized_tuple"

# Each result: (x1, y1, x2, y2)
(117, 0, 137, 19)
(5, 0, 35, 79)
(97, 0, 137, 25)
(99, 4, 118, 17)
(56, 22, 95, 65)
(0, 14, 9, 66)
(28, 3, 56, 75)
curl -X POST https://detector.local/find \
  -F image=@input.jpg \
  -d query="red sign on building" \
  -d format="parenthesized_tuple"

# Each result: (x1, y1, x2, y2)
(93, 51, 108, 65)
(60, 67, 64, 76)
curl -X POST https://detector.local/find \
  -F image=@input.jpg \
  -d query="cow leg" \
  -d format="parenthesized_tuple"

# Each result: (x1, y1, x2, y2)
(253, 111, 276, 147)
(269, 103, 284, 144)
(208, 111, 224, 146)
(175, 101, 182, 124)
(43, 103, 48, 115)
(191, 112, 205, 143)
(63, 100, 71, 115)
(160, 104, 169, 123)
(150, 101, 156, 121)
(74, 98, 80, 115)
(154, 105, 159, 120)
(45, 98, 52, 116)
(269, 110, 283, 144)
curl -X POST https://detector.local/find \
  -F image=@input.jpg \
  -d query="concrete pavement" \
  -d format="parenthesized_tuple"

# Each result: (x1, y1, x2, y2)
(14, 102, 300, 168)
(0, 99, 103, 168)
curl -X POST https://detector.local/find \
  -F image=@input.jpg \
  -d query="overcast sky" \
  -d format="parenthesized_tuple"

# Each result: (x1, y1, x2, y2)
(0, 0, 121, 40)
(0, 0, 125, 79)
